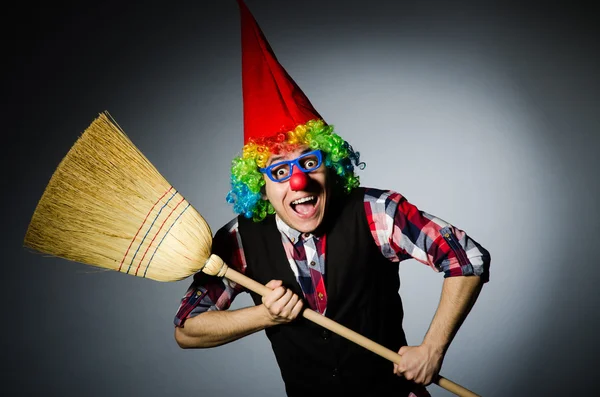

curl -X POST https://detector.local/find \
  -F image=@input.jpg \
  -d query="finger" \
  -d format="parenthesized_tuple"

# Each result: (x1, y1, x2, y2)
(290, 299, 304, 319)
(265, 280, 283, 289)
(420, 375, 432, 386)
(263, 286, 286, 307)
(280, 293, 300, 318)
(393, 359, 406, 375)
(271, 289, 294, 314)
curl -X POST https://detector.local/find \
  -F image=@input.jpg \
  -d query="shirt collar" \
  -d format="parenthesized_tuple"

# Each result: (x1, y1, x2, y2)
(275, 215, 315, 243)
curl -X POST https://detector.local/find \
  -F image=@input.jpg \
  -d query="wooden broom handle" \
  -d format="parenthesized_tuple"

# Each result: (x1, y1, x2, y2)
(203, 255, 480, 397)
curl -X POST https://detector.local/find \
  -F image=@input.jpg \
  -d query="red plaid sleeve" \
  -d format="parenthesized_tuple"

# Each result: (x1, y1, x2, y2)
(364, 188, 490, 282)
(173, 218, 247, 327)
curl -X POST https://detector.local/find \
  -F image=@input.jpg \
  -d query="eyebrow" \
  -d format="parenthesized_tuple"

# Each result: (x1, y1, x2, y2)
(267, 148, 312, 166)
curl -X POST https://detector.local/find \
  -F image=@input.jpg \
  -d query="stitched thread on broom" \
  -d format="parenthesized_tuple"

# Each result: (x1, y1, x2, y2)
(117, 186, 174, 273)
(124, 189, 179, 274)
(134, 196, 186, 276)
(143, 203, 191, 278)
(24, 112, 215, 282)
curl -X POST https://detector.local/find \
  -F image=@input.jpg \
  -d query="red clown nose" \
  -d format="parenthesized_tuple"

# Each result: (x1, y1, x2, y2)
(289, 167, 309, 191)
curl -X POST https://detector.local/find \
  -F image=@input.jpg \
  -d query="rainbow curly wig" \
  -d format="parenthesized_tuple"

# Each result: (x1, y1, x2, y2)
(226, 119, 365, 221)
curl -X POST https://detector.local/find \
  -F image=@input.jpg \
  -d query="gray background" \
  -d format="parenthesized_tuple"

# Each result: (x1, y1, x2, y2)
(3, 0, 598, 396)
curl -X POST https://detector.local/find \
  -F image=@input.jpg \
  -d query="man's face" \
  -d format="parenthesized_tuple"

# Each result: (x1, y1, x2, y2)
(263, 146, 329, 233)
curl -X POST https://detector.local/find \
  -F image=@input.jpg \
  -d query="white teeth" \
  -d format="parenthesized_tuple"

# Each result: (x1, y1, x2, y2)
(291, 196, 315, 205)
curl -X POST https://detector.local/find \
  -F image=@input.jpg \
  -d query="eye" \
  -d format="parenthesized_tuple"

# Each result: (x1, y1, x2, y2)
(300, 155, 319, 170)
(271, 165, 290, 180)
(304, 159, 317, 168)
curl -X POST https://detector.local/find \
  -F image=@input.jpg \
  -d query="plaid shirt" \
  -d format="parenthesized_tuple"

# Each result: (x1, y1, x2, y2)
(173, 188, 489, 397)
(174, 187, 490, 325)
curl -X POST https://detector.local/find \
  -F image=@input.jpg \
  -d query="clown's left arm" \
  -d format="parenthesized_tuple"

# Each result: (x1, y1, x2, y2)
(394, 274, 483, 385)
(364, 188, 491, 385)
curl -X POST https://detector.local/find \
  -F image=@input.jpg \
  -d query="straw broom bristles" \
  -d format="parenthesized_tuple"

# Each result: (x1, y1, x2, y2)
(24, 112, 213, 282)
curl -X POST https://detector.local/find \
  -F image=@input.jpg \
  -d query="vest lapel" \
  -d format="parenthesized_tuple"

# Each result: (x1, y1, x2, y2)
(240, 215, 304, 298)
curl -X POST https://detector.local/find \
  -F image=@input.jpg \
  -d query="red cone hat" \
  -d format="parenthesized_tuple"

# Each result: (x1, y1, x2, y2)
(237, 0, 323, 144)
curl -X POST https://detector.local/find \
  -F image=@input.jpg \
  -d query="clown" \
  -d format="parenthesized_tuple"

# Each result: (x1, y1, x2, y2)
(174, 1, 490, 396)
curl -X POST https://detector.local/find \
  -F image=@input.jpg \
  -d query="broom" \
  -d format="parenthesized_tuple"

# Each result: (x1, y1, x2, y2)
(24, 112, 480, 397)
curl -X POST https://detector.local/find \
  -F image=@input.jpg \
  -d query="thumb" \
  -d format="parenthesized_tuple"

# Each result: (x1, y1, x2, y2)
(265, 279, 283, 289)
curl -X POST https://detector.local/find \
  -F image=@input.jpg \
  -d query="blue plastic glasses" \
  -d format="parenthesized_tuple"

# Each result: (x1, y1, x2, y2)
(259, 150, 323, 182)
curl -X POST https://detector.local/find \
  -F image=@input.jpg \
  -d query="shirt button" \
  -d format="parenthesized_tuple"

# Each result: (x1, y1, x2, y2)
(332, 367, 339, 377)
(196, 291, 202, 296)
(310, 261, 316, 266)
(321, 330, 330, 340)
(318, 292, 324, 300)
(304, 233, 311, 238)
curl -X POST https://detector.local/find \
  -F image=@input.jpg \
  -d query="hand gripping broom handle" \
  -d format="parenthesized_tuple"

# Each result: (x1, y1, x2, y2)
(203, 255, 480, 397)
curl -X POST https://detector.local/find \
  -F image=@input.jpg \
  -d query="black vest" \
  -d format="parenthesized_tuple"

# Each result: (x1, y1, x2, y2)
(237, 188, 411, 396)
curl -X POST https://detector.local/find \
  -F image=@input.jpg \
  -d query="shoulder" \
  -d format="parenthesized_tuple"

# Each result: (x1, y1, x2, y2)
(362, 187, 405, 206)
(215, 217, 239, 237)
(211, 217, 243, 260)
(212, 217, 240, 248)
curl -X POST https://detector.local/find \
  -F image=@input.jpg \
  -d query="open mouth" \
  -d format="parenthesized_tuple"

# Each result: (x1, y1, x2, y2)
(290, 195, 318, 216)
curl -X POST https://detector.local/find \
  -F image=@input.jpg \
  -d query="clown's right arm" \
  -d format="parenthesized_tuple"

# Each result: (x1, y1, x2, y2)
(174, 279, 303, 348)
(173, 219, 303, 348)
